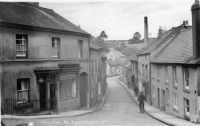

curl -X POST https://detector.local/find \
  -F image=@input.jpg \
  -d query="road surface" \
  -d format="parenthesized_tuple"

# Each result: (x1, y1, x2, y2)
(3, 76, 167, 126)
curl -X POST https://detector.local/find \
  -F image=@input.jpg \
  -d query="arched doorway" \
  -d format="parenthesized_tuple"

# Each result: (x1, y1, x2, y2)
(80, 72, 88, 107)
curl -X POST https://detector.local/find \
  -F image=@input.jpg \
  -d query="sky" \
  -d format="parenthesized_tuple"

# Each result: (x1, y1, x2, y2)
(29, 0, 195, 40)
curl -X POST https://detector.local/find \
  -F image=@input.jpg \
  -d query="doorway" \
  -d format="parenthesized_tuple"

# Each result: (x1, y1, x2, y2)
(80, 73, 88, 107)
(158, 88, 160, 109)
(50, 84, 56, 110)
(39, 77, 46, 111)
(162, 89, 166, 111)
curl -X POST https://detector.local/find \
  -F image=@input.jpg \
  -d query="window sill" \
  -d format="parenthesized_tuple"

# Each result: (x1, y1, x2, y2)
(184, 114, 190, 121)
(183, 88, 190, 93)
(165, 80, 169, 84)
(173, 106, 179, 113)
(166, 102, 170, 107)
(15, 102, 33, 110)
(173, 86, 178, 90)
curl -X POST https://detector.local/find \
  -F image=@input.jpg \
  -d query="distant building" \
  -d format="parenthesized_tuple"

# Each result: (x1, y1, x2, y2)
(1, 2, 91, 114)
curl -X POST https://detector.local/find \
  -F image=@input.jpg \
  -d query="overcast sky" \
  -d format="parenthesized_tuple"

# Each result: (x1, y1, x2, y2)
(38, 0, 195, 40)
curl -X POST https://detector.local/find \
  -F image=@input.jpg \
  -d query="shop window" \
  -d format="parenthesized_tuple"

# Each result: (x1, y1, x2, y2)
(60, 77, 77, 101)
(17, 78, 30, 104)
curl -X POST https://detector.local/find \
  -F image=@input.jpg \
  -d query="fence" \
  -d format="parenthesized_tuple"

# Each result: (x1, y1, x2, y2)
(3, 99, 57, 115)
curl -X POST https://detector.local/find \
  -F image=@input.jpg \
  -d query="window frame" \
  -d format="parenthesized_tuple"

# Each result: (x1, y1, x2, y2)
(184, 98, 190, 116)
(16, 34, 28, 58)
(51, 37, 60, 58)
(183, 67, 190, 91)
(172, 66, 178, 88)
(78, 40, 83, 58)
(172, 92, 178, 112)
(17, 78, 30, 104)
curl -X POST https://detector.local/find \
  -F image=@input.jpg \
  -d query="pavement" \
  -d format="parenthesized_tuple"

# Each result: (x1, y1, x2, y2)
(119, 79, 200, 126)
(2, 76, 168, 126)
(1, 88, 109, 120)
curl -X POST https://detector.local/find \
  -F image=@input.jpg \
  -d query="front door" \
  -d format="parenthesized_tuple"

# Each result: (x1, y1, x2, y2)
(158, 88, 160, 109)
(50, 84, 56, 110)
(80, 73, 88, 107)
(39, 79, 46, 111)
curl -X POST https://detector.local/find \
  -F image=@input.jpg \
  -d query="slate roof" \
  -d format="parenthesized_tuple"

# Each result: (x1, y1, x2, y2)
(0, 2, 89, 36)
(90, 42, 102, 51)
(151, 26, 199, 64)
(138, 25, 184, 55)
(91, 37, 109, 52)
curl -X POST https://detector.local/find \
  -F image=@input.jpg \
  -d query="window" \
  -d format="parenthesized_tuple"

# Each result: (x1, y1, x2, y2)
(95, 59, 98, 73)
(16, 34, 28, 58)
(17, 78, 30, 104)
(142, 64, 144, 76)
(71, 80, 77, 98)
(184, 98, 190, 116)
(165, 66, 169, 83)
(145, 65, 148, 79)
(60, 77, 77, 101)
(183, 67, 189, 90)
(173, 92, 178, 111)
(157, 65, 160, 81)
(98, 82, 101, 95)
(52, 37, 60, 58)
(78, 40, 83, 58)
(172, 66, 178, 88)
(91, 60, 94, 76)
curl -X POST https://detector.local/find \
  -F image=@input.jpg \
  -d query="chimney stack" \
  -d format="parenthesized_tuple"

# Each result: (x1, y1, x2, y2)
(192, 0, 200, 59)
(144, 16, 149, 45)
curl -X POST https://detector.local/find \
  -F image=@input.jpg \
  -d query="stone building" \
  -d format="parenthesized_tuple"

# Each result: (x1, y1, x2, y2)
(90, 42, 107, 106)
(0, 2, 91, 114)
(150, 1, 200, 123)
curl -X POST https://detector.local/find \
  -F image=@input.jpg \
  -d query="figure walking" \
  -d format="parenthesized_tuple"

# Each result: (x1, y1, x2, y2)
(138, 92, 145, 113)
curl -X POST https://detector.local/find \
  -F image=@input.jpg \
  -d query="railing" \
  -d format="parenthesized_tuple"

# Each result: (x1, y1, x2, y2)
(3, 99, 57, 115)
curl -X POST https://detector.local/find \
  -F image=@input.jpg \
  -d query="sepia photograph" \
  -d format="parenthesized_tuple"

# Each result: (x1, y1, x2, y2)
(0, 0, 200, 125)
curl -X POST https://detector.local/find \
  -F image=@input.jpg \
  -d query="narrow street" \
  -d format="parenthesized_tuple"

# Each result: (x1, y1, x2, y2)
(3, 76, 167, 126)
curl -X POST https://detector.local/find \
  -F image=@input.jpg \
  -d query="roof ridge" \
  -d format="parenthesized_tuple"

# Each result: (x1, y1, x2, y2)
(153, 25, 185, 59)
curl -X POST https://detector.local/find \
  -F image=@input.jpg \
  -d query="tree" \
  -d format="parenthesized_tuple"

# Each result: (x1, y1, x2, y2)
(99, 31, 108, 40)
(133, 32, 141, 40)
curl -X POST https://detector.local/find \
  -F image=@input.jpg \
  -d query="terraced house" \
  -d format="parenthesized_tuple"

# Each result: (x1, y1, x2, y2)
(0, 2, 91, 115)
(90, 40, 107, 107)
(150, 1, 200, 123)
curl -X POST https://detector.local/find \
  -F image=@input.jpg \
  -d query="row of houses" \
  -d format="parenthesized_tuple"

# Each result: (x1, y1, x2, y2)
(127, 1, 200, 123)
(0, 2, 107, 115)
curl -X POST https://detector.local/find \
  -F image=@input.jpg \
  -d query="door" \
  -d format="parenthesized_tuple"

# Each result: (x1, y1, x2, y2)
(39, 81, 46, 110)
(158, 88, 160, 109)
(162, 89, 166, 111)
(80, 73, 88, 107)
(50, 84, 56, 110)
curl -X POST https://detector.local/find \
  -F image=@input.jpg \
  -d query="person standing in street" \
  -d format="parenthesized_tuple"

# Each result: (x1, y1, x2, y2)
(138, 92, 146, 113)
